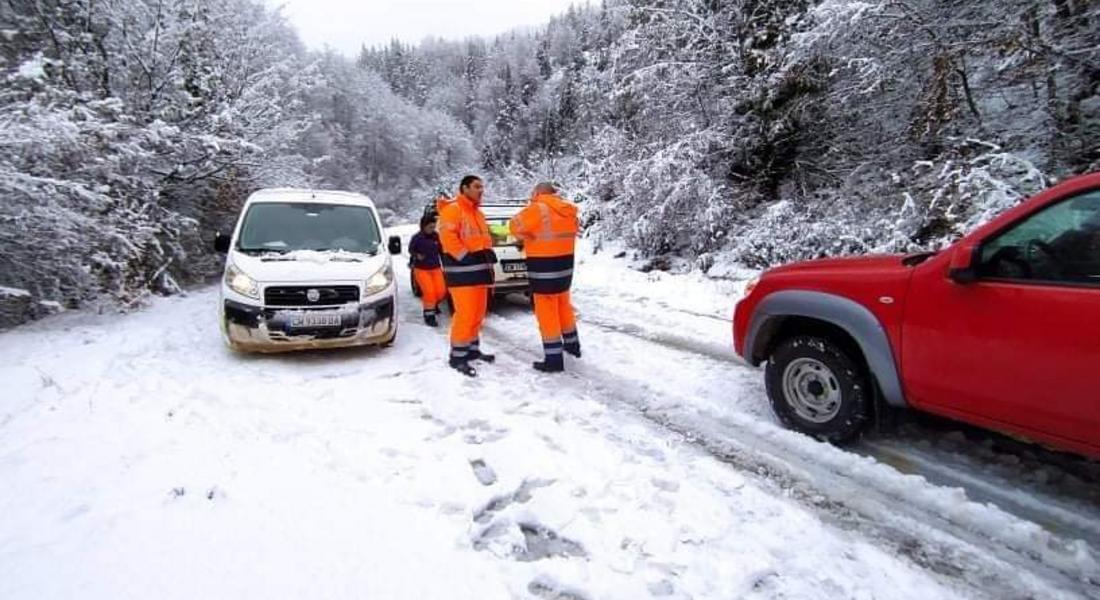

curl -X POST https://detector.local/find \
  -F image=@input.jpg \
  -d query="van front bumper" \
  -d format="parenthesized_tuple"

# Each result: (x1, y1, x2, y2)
(222, 295, 396, 353)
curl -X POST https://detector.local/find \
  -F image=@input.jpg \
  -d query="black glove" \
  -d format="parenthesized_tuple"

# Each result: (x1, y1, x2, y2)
(472, 249, 497, 264)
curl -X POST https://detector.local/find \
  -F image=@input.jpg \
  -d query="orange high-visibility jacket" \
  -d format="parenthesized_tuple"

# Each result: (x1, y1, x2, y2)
(509, 194, 579, 294)
(438, 194, 494, 287)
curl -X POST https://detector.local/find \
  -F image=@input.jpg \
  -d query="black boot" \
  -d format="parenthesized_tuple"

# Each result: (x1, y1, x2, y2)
(563, 331, 581, 358)
(470, 351, 496, 363)
(424, 312, 439, 327)
(532, 353, 564, 373)
(469, 340, 495, 363)
(449, 357, 477, 377)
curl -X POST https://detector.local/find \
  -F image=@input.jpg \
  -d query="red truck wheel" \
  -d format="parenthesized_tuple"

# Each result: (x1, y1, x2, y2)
(765, 335, 871, 443)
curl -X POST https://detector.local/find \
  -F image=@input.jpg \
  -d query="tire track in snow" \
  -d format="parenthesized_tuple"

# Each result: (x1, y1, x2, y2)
(481, 313, 1100, 600)
(575, 313, 741, 365)
(857, 438, 1100, 551)
(391, 234, 1097, 596)
(542, 290, 1100, 563)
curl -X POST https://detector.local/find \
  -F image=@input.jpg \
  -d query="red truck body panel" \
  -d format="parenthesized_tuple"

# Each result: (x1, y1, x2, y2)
(734, 173, 1100, 458)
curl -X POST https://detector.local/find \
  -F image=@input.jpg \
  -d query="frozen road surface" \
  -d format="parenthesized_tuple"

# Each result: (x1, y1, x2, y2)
(1, 231, 1097, 599)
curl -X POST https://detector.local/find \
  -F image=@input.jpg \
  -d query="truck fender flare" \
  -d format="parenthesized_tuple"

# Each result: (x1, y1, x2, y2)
(745, 290, 907, 408)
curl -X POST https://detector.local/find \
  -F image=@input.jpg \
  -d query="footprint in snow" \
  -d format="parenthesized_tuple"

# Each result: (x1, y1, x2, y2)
(647, 580, 676, 597)
(472, 478, 555, 524)
(527, 577, 590, 600)
(469, 459, 497, 486)
(515, 523, 587, 562)
(462, 419, 508, 445)
(651, 478, 680, 493)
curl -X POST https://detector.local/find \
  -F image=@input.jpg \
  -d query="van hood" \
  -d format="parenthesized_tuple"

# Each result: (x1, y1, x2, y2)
(229, 250, 388, 283)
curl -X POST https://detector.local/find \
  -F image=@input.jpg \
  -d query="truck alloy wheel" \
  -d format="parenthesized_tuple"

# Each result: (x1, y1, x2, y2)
(765, 335, 871, 443)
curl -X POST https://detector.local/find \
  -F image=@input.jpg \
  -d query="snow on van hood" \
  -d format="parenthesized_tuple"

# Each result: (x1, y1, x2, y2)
(229, 249, 389, 283)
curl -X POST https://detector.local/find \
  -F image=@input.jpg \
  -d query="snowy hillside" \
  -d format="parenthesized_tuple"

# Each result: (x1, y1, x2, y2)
(2, 1, 1097, 326)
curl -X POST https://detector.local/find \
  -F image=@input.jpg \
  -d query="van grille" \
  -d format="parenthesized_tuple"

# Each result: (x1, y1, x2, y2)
(264, 285, 360, 307)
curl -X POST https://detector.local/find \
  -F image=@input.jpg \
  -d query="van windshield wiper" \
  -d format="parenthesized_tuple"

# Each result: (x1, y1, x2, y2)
(238, 247, 287, 255)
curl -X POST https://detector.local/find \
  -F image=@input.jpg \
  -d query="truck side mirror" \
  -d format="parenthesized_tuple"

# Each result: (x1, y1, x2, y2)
(387, 235, 402, 256)
(214, 232, 231, 254)
(948, 242, 979, 284)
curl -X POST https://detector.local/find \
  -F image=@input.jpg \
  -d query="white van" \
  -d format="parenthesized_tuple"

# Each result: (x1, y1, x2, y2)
(214, 189, 402, 352)
(482, 202, 532, 302)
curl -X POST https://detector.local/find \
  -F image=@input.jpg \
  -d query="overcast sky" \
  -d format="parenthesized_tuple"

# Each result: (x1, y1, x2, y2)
(270, 0, 583, 57)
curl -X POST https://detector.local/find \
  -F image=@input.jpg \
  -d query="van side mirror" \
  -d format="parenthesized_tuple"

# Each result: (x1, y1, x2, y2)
(387, 235, 402, 255)
(214, 232, 231, 254)
(948, 242, 979, 284)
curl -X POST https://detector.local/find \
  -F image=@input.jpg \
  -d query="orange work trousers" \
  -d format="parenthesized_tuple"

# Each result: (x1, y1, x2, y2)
(450, 285, 489, 358)
(414, 268, 447, 313)
(533, 291, 577, 345)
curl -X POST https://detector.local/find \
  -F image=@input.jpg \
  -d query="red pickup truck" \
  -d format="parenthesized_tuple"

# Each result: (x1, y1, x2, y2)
(734, 173, 1100, 459)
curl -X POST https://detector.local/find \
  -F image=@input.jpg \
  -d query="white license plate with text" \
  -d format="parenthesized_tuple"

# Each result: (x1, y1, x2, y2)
(290, 313, 342, 328)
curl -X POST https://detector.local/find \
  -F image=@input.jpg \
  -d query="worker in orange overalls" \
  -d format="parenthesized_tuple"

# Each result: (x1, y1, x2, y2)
(438, 175, 497, 376)
(509, 182, 580, 373)
(408, 214, 447, 327)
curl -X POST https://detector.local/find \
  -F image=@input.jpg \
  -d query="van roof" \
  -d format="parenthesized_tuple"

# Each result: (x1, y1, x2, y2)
(246, 188, 377, 208)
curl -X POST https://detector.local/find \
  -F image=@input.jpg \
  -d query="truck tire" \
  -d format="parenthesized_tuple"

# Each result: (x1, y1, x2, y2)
(765, 335, 870, 443)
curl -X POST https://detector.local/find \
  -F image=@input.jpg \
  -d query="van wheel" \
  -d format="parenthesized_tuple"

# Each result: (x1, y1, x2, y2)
(765, 335, 870, 443)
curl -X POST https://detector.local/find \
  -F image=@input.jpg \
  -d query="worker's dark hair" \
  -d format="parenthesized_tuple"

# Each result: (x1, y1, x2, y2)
(419, 214, 436, 230)
(459, 175, 482, 190)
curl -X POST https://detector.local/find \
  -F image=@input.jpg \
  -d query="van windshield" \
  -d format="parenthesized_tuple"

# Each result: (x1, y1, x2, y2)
(237, 203, 381, 254)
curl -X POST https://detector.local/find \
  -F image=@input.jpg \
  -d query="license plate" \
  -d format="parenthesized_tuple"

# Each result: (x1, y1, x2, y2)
(503, 262, 527, 273)
(290, 313, 342, 328)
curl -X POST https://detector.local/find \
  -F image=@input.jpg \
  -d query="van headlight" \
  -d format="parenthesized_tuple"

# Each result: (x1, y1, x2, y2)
(225, 263, 259, 299)
(364, 265, 394, 296)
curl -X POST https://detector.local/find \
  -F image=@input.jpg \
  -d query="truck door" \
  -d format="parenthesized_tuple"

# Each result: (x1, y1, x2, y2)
(902, 189, 1100, 453)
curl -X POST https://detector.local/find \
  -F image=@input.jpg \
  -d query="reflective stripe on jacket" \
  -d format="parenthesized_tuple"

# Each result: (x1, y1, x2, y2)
(439, 194, 494, 287)
(509, 194, 579, 294)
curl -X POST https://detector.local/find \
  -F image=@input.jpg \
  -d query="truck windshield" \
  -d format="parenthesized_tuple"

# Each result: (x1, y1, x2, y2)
(237, 203, 380, 254)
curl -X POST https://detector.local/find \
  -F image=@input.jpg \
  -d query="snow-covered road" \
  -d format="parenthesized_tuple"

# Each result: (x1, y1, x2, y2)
(1, 232, 1097, 599)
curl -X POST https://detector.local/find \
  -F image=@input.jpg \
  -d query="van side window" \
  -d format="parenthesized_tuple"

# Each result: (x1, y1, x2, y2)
(979, 190, 1100, 284)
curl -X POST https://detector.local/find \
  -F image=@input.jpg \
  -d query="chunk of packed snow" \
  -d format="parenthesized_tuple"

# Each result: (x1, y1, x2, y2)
(16, 55, 47, 80)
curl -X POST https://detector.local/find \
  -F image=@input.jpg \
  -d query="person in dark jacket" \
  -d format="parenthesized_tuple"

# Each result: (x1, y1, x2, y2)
(409, 215, 448, 327)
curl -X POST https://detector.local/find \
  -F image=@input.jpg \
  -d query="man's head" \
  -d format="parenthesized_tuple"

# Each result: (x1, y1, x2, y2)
(420, 215, 437, 234)
(460, 175, 484, 204)
(531, 181, 557, 201)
